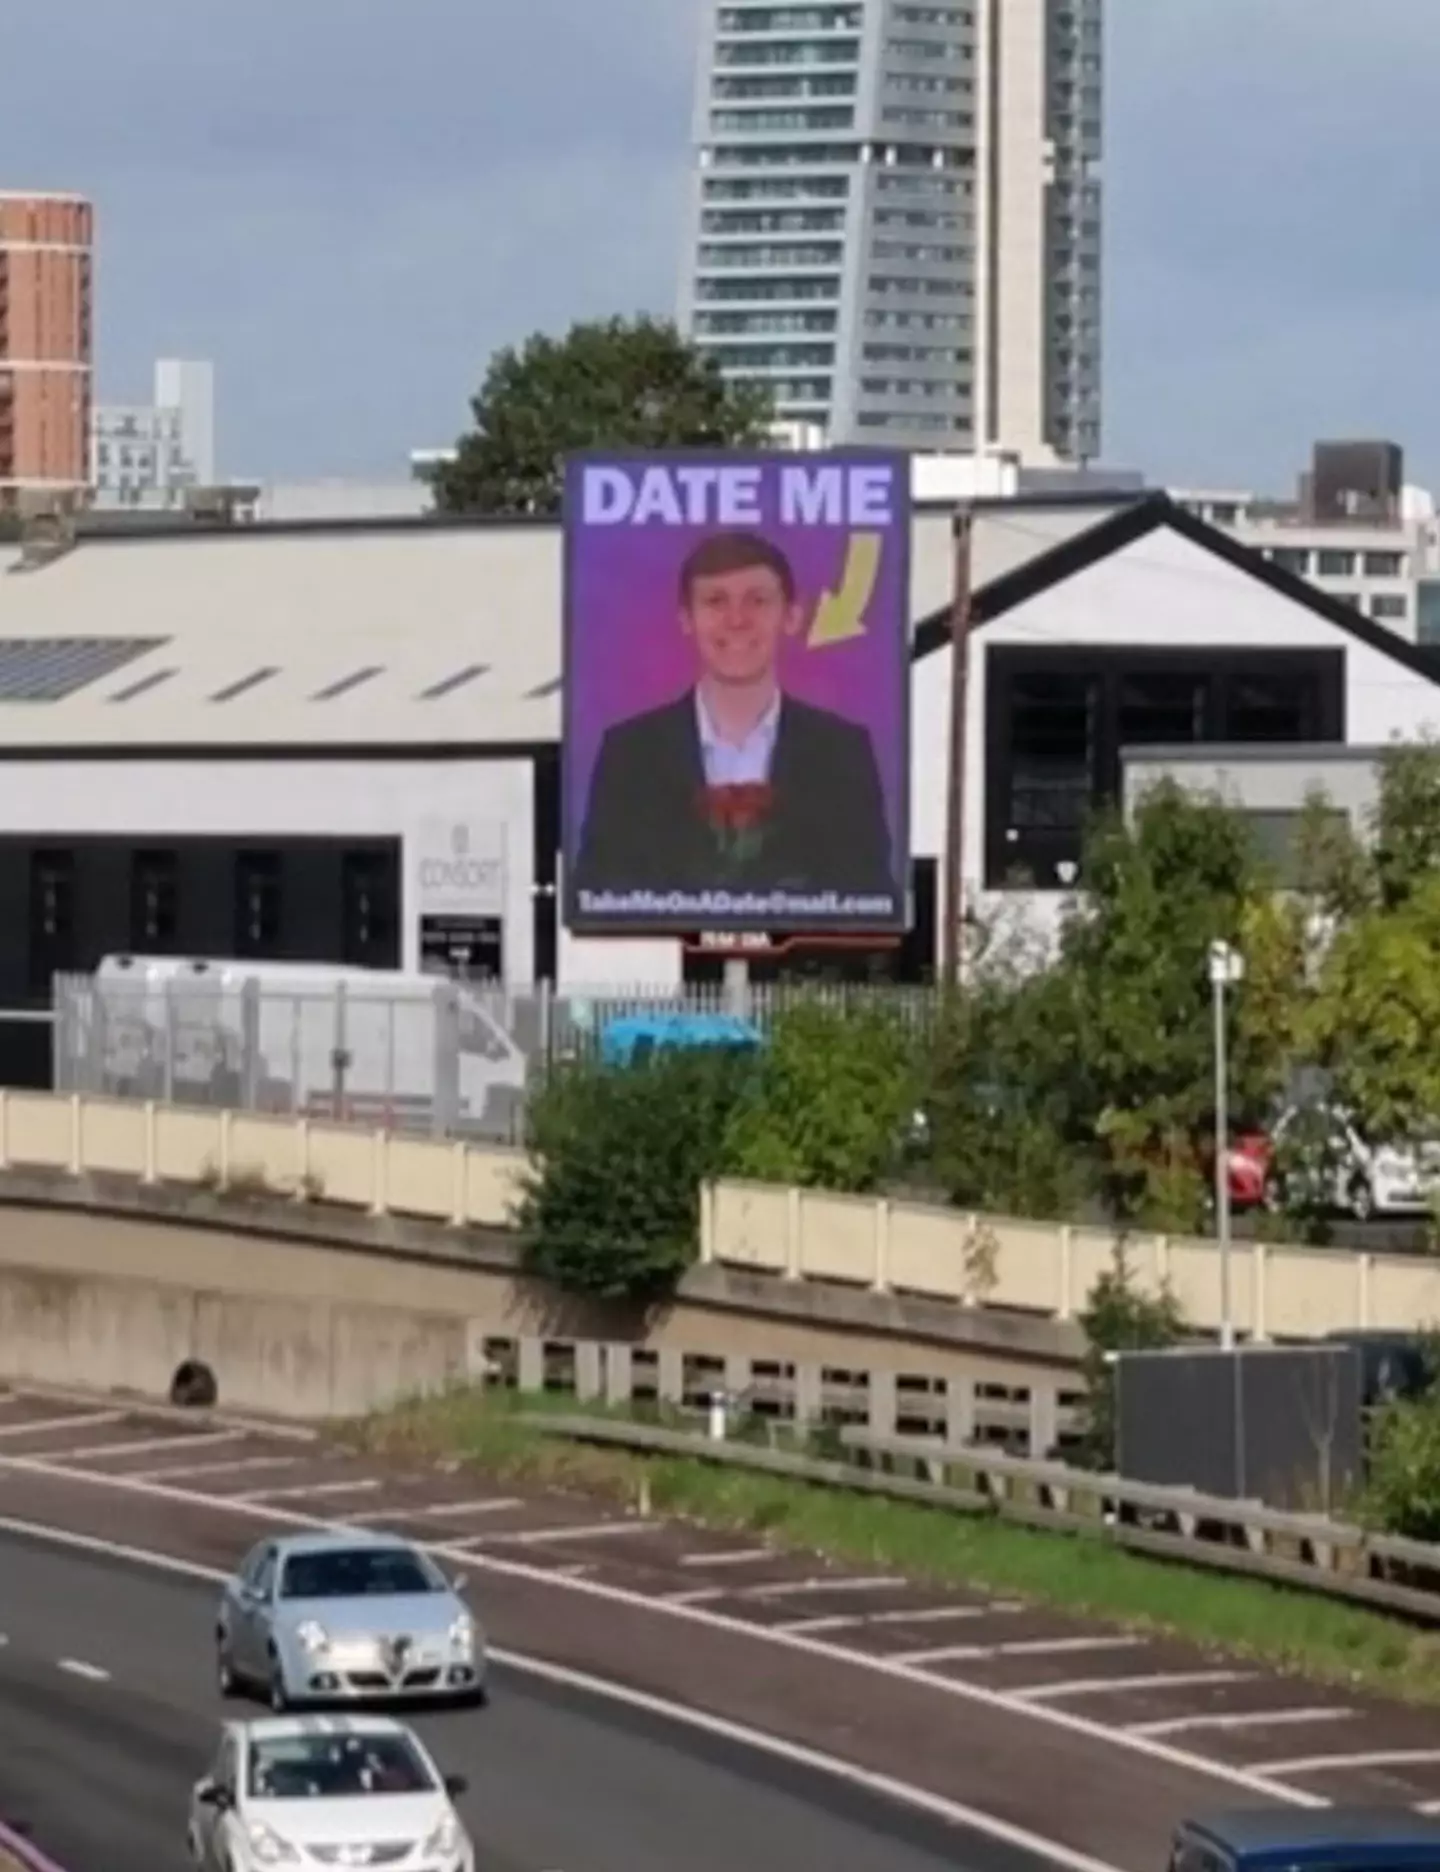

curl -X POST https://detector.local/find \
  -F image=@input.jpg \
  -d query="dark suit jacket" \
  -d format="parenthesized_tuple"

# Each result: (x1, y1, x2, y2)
(572, 691, 895, 899)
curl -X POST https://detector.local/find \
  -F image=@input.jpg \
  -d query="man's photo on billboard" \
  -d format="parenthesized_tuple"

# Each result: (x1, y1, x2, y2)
(571, 530, 894, 897)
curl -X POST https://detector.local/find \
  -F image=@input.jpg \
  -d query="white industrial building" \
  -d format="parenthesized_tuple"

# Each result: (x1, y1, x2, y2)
(0, 488, 1437, 1074)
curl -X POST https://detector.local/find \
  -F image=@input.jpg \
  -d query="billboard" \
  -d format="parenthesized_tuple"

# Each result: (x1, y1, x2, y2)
(561, 448, 911, 935)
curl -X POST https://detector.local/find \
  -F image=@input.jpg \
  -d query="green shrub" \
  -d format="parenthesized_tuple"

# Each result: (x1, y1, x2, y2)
(723, 999, 919, 1192)
(1365, 1390, 1440, 1541)
(518, 1045, 755, 1300)
(1074, 1249, 1187, 1471)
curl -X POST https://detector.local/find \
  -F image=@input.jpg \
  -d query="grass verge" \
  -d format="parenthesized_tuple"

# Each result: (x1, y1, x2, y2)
(342, 1386, 1440, 1706)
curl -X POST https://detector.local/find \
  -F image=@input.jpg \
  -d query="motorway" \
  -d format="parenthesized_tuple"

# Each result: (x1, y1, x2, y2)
(0, 1387, 1439, 1870)
(0, 1533, 999, 1872)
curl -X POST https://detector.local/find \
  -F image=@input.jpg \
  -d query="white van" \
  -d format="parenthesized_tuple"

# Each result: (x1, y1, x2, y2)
(69, 955, 530, 1138)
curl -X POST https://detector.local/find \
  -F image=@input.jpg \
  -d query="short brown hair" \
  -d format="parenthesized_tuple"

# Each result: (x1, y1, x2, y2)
(678, 531, 795, 607)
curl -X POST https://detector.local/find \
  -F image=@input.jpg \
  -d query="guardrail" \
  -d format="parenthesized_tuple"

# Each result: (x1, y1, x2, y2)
(0, 1088, 525, 1230)
(702, 1177, 1440, 1340)
(2, 1087, 1434, 1347)
(520, 1413, 1440, 1624)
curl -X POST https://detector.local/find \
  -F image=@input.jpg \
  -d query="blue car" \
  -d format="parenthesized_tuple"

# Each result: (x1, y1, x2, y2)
(1171, 1810, 1440, 1872)
(598, 1011, 762, 1068)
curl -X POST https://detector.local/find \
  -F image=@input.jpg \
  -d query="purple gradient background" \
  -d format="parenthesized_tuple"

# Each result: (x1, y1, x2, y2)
(561, 449, 910, 870)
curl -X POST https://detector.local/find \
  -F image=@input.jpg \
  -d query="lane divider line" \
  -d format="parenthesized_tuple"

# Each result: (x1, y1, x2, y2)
(37, 1429, 244, 1464)
(233, 1478, 380, 1502)
(1017, 1671, 1255, 1703)
(1127, 1708, 1358, 1739)
(0, 1510, 1126, 1872)
(1253, 1749, 1440, 1777)
(0, 1447, 1330, 1809)
(0, 1412, 122, 1441)
(127, 1455, 298, 1485)
(57, 1658, 110, 1682)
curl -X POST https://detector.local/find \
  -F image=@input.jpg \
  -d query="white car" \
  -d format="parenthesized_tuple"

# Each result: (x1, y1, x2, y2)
(188, 1714, 473, 1872)
(1269, 1106, 1440, 1220)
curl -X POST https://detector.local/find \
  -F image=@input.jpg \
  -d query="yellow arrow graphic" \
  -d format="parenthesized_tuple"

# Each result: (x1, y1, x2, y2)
(807, 531, 882, 648)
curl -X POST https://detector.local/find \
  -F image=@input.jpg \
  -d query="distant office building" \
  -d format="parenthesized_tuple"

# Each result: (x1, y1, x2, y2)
(677, 0, 1102, 464)
(1173, 441, 1440, 643)
(0, 191, 94, 510)
(91, 358, 215, 511)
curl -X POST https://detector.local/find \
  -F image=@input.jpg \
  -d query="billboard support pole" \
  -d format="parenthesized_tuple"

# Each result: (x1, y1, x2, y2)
(941, 506, 974, 987)
(722, 956, 751, 1018)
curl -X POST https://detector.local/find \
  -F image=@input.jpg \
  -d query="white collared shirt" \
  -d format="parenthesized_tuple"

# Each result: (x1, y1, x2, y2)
(695, 688, 781, 786)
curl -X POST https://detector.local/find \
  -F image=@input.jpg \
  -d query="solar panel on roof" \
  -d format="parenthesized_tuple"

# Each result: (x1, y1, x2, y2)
(0, 637, 169, 701)
(418, 663, 489, 699)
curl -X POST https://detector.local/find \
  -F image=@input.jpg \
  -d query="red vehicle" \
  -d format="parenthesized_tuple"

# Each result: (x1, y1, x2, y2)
(1227, 1130, 1273, 1208)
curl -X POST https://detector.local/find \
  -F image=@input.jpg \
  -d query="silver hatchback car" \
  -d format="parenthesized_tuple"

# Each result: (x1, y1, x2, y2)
(216, 1530, 487, 1710)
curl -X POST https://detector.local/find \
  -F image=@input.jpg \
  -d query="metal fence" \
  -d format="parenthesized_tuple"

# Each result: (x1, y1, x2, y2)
(50, 973, 944, 1145)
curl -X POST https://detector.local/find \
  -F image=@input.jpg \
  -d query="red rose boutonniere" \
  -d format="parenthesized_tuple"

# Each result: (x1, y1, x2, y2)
(695, 782, 775, 867)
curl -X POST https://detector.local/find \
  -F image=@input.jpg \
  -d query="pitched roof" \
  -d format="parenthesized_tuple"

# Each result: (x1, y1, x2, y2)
(911, 491, 1440, 687)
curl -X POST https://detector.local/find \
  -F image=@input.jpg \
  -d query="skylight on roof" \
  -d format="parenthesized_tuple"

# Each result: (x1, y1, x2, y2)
(109, 667, 178, 703)
(419, 663, 489, 700)
(312, 665, 383, 701)
(210, 667, 279, 703)
(0, 636, 168, 701)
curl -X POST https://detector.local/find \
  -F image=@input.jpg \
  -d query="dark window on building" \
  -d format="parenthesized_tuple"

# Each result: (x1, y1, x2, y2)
(1118, 672, 1205, 747)
(29, 849, 76, 996)
(1220, 670, 1320, 741)
(340, 851, 397, 966)
(130, 849, 179, 950)
(234, 851, 282, 955)
(985, 647, 1343, 890)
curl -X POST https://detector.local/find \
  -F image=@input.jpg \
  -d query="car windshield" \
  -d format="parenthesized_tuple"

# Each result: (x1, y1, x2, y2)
(278, 1547, 441, 1600)
(247, 1732, 435, 1800)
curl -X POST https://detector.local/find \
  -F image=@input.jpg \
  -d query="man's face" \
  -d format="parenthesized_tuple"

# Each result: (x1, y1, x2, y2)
(682, 562, 797, 686)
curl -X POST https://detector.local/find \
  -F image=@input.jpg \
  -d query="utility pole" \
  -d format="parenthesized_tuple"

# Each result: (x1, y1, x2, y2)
(1209, 939, 1245, 1351)
(941, 506, 974, 986)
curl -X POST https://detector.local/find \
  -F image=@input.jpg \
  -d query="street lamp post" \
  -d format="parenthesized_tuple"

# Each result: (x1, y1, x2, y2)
(1209, 939, 1246, 1352)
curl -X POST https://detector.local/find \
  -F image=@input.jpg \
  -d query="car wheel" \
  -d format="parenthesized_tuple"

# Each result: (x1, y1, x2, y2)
(216, 1634, 239, 1698)
(267, 1653, 289, 1712)
(1347, 1173, 1376, 1222)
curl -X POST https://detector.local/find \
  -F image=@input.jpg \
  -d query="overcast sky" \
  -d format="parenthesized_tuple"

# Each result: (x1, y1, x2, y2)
(4, 1, 1435, 490)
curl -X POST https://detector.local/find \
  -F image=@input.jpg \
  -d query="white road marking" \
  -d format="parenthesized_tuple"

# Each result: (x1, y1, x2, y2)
(657, 1588, 726, 1605)
(899, 1636, 1143, 1667)
(0, 1411, 122, 1440)
(1017, 1671, 1255, 1702)
(129, 1454, 298, 1484)
(678, 1548, 774, 1567)
(776, 1603, 1019, 1634)
(58, 1657, 110, 1681)
(0, 1454, 1327, 1809)
(480, 1520, 656, 1545)
(6, 1385, 317, 1443)
(45, 1429, 243, 1464)
(1130, 1708, 1357, 1738)
(0, 1503, 1135, 1872)
(745, 1575, 903, 1599)
(1254, 1748, 1440, 1776)
(1416, 1800, 1440, 1815)
(373, 1497, 523, 1520)
(234, 1477, 381, 1502)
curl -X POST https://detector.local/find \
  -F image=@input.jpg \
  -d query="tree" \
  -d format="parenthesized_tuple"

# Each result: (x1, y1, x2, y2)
(723, 1000, 919, 1193)
(517, 1044, 756, 1301)
(1073, 1250, 1187, 1471)
(1307, 874, 1440, 1144)
(431, 316, 775, 516)
(1054, 781, 1292, 1227)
